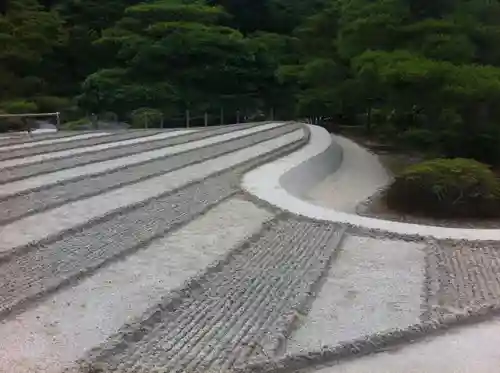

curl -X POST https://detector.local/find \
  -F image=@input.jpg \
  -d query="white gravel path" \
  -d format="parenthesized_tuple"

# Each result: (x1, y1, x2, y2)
(306, 135, 390, 213)
(309, 318, 500, 373)
(0, 130, 193, 169)
(0, 122, 286, 197)
(0, 197, 273, 373)
(0, 130, 303, 251)
(0, 132, 110, 152)
(287, 235, 425, 354)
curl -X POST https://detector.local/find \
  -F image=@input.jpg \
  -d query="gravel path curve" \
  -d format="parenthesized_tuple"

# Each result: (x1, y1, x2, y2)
(0, 124, 296, 223)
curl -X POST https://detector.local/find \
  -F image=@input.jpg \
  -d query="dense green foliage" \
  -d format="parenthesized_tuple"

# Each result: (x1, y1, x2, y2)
(385, 158, 500, 218)
(3, 0, 500, 165)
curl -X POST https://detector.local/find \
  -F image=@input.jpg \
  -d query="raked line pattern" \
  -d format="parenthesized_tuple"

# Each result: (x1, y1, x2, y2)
(0, 123, 347, 373)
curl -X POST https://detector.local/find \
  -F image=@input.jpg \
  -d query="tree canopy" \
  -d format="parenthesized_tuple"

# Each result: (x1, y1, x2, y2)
(3, 0, 500, 164)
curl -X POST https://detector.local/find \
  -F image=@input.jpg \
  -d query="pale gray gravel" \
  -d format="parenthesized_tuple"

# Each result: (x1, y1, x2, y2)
(0, 123, 285, 197)
(0, 123, 297, 224)
(0, 198, 274, 373)
(0, 129, 307, 318)
(0, 132, 110, 151)
(0, 130, 162, 161)
(0, 172, 239, 319)
(0, 123, 259, 184)
(0, 130, 303, 252)
(0, 131, 83, 146)
(84, 219, 345, 373)
(286, 235, 425, 354)
(305, 318, 500, 373)
(0, 130, 193, 169)
(427, 240, 500, 319)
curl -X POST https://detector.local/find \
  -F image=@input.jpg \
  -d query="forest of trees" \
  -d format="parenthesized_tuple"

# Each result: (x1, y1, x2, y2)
(3, 0, 500, 164)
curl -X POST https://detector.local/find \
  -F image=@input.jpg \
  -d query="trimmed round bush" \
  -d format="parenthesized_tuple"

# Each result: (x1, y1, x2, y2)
(385, 158, 500, 218)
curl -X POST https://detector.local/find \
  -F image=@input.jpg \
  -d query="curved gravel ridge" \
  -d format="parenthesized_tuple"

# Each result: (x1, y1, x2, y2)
(243, 124, 500, 240)
(0, 124, 299, 224)
(80, 219, 345, 373)
(0, 129, 164, 161)
(0, 129, 309, 319)
(0, 122, 262, 184)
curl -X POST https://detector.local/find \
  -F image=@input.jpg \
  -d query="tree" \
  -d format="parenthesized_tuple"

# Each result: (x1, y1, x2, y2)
(0, 0, 66, 102)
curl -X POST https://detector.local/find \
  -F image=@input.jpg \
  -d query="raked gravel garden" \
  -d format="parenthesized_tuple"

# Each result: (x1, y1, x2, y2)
(0, 122, 499, 373)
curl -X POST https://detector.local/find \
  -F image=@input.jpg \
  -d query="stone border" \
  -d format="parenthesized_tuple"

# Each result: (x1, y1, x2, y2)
(241, 124, 500, 241)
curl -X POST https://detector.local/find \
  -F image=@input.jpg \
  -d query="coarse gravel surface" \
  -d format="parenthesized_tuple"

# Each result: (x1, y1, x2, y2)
(0, 123, 296, 223)
(427, 240, 500, 319)
(0, 129, 165, 161)
(0, 131, 99, 147)
(304, 318, 500, 373)
(5, 122, 500, 373)
(0, 131, 111, 151)
(0, 122, 284, 197)
(0, 130, 192, 169)
(0, 130, 303, 252)
(84, 219, 345, 373)
(0, 123, 260, 184)
(0, 197, 273, 373)
(286, 235, 425, 354)
(0, 126, 306, 318)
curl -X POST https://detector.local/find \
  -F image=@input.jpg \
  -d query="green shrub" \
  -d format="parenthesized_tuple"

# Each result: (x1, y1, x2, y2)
(397, 128, 437, 150)
(0, 100, 38, 114)
(385, 158, 500, 218)
(60, 118, 90, 130)
(33, 96, 72, 113)
(130, 108, 163, 128)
